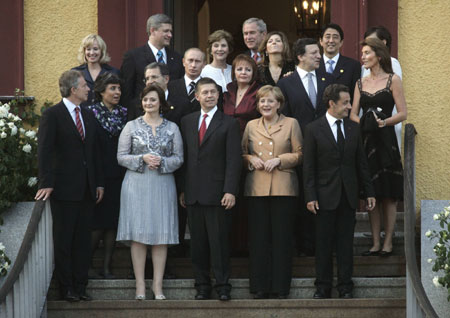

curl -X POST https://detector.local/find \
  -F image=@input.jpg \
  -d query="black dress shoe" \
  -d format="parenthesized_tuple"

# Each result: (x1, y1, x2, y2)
(361, 249, 380, 256)
(379, 250, 393, 257)
(78, 291, 93, 301)
(218, 292, 231, 301)
(339, 291, 353, 299)
(63, 290, 80, 302)
(254, 291, 269, 299)
(195, 292, 210, 300)
(313, 289, 331, 299)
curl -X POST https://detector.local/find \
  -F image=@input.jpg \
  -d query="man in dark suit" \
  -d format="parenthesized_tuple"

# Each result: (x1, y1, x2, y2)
(179, 78, 241, 301)
(317, 23, 361, 102)
(242, 17, 267, 62)
(277, 38, 333, 256)
(303, 84, 375, 299)
(120, 13, 183, 110)
(35, 70, 104, 302)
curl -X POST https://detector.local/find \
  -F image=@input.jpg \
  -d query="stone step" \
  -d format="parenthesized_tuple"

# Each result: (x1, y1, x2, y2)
(90, 255, 405, 279)
(354, 211, 404, 233)
(47, 277, 405, 301)
(47, 298, 406, 318)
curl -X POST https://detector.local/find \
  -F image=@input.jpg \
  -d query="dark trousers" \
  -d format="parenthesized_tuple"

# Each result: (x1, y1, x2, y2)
(248, 196, 296, 295)
(314, 191, 355, 293)
(296, 166, 315, 255)
(50, 191, 94, 295)
(187, 204, 232, 294)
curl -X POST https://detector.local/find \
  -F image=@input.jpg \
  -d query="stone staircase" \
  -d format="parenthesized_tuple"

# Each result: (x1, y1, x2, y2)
(46, 211, 407, 317)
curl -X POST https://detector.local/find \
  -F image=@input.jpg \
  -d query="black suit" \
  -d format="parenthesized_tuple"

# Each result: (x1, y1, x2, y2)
(277, 69, 333, 255)
(317, 55, 361, 102)
(167, 79, 201, 126)
(37, 101, 104, 295)
(120, 44, 184, 110)
(303, 116, 374, 293)
(180, 110, 241, 294)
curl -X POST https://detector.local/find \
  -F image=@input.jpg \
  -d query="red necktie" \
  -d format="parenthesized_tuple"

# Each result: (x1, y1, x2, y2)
(253, 53, 259, 63)
(74, 107, 85, 140)
(198, 113, 208, 144)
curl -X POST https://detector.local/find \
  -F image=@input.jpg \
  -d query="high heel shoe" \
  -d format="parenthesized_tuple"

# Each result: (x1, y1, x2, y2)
(153, 294, 166, 300)
(135, 294, 146, 300)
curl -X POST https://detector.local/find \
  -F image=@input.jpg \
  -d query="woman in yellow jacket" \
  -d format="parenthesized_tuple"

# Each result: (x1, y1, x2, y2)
(242, 85, 303, 299)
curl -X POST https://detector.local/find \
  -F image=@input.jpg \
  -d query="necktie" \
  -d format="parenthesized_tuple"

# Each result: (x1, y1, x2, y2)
(74, 107, 85, 141)
(327, 60, 335, 74)
(157, 50, 164, 64)
(198, 114, 208, 144)
(252, 53, 259, 63)
(336, 119, 345, 154)
(188, 81, 196, 103)
(307, 73, 317, 108)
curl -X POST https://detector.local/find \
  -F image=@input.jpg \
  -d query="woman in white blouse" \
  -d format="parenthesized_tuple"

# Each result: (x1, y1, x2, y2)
(201, 30, 234, 92)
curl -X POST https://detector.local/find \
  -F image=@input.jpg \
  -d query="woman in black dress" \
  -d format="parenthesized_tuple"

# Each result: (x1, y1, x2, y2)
(87, 73, 127, 277)
(257, 31, 295, 86)
(350, 38, 407, 257)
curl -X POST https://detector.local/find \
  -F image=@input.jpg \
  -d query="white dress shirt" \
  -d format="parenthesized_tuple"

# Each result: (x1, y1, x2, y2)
(184, 75, 202, 94)
(148, 41, 167, 64)
(296, 67, 318, 94)
(326, 111, 345, 141)
(63, 98, 85, 134)
(198, 106, 218, 130)
(323, 53, 340, 72)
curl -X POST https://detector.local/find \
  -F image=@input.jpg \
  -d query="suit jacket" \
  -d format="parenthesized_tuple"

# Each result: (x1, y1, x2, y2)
(303, 116, 374, 210)
(180, 110, 242, 206)
(242, 115, 303, 196)
(277, 70, 333, 135)
(120, 44, 184, 110)
(37, 101, 104, 201)
(317, 55, 361, 101)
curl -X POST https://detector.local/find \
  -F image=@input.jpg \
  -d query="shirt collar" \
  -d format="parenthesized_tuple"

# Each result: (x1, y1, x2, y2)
(323, 53, 340, 65)
(201, 105, 218, 118)
(296, 66, 316, 79)
(148, 41, 166, 60)
(184, 75, 202, 91)
(63, 97, 79, 112)
(326, 111, 341, 127)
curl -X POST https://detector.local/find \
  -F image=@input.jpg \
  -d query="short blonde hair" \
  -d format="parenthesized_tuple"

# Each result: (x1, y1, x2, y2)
(256, 85, 285, 113)
(77, 34, 111, 64)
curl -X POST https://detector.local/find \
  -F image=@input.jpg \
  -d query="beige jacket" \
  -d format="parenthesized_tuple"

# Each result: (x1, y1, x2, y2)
(242, 114, 303, 196)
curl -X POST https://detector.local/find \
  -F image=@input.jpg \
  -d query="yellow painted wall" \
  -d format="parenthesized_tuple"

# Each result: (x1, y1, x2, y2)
(24, 0, 97, 106)
(398, 1, 450, 206)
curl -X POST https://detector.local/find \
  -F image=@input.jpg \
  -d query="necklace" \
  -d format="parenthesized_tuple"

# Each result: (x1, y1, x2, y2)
(264, 114, 280, 130)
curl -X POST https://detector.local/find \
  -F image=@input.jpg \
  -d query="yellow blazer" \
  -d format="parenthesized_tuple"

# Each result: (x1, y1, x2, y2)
(242, 114, 303, 196)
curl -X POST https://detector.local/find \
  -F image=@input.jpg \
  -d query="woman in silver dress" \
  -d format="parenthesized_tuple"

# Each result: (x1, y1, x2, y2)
(116, 84, 183, 300)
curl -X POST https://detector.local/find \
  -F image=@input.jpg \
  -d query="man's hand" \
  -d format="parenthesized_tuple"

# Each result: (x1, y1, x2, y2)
(221, 193, 236, 210)
(307, 200, 319, 214)
(143, 154, 161, 170)
(96, 187, 105, 204)
(35, 188, 53, 201)
(179, 192, 186, 208)
(264, 158, 281, 173)
(366, 197, 376, 211)
(249, 156, 265, 170)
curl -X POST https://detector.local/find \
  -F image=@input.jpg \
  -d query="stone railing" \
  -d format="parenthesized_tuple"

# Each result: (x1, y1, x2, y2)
(403, 124, 438, 318)
(0, 201, 53, 318)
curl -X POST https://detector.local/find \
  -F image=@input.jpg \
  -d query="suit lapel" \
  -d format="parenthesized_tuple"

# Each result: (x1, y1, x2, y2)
(292, 72, 315, 111)
(320, 116, 339, 151)
(81, 107, 92, 141)
(144, 44, 156, 64)
(58, 102, 84, 141)
(343, 118, 355, 152)
(200, 111, 222, 147)
(332, 56, 345, 79)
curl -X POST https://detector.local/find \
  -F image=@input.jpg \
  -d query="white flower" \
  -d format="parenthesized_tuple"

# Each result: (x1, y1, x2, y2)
(0, 243, 4, 251)
(445, 264, 449, 270)
(436, 243, 443, 248)
(433, 214, 440, 220)
(0, 132, 6, 139)
(3, 262, 9, 270)
(432, 276, 441, 287)
(0, 108, 6, 118)
(427, 258, 433, 263)
(0, 119, 4, 127)
(13, 115, 21, 122)
(7, 113, 14, 119)
(7, 122, 15, 129)
(3, 104, 10, 111)
(425, 230, 432, 237)
(25, 130, 36, 138)
(10, 126, 17, 136)
(19, 127, 25, 133)
(445, 210, 450, 218)
(27, 177, 37, 187)
(22, 144, 31, 153)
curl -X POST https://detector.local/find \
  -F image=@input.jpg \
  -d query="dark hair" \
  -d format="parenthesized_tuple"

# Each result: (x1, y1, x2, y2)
(195, 77, 219, 94)
(231, 54, 258, 83)
(256, 85, 285, 114)
(94, 72, 121, 102)
(364, 25, 392, 52)
(292, 38, 318, 63)
(323, 84, 349, 109)
(140, 84, 170, 115)
(361, 38, 393, 74)
(144, 62, 170, 77)
(59, 70, 82, 98)
(206, 29, 234, 64)
(321, 23, 344, 40)
(258, 31, 292, 67)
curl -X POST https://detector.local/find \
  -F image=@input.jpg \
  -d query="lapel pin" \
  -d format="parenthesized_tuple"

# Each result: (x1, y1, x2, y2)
(170, 105, 174, 110)
(340, 69, 344, 73)
(321, 77, 326, 81)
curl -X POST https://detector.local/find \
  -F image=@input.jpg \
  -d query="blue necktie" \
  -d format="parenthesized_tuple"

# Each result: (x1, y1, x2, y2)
(157, 50, 164, 64)
(307, 73, 317, 108)
(327, 60, 335, 74)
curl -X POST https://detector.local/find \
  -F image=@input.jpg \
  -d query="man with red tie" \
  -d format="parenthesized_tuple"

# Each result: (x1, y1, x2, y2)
(179, 77, 241, 301)
(242, 17, 267, 63)
(35, 70, 104, 302)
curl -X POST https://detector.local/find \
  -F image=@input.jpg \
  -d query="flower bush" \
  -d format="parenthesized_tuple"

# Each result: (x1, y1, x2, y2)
(426, 204, 450, 301)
